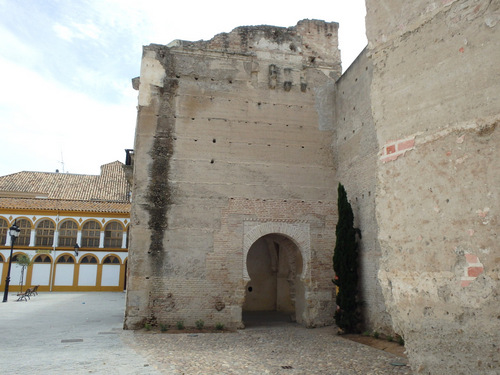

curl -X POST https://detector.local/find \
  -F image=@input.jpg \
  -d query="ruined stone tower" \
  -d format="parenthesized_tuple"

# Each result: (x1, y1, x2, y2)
(125, 20, 341, 329)
(126, 4, 500, 372)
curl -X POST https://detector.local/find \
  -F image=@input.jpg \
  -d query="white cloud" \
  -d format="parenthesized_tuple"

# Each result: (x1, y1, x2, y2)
(73, 21, 101, 40)
(94, 0, 367, 67)
(0, 24, 41, 67)
(53, 20, 101, 42)
(0, 57, 136, 176)
(0, 0, 367, 177)
(53, 23, 74, 41)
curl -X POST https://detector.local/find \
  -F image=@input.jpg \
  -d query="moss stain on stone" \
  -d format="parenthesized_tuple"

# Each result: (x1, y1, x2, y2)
(145, 47, 178, 275)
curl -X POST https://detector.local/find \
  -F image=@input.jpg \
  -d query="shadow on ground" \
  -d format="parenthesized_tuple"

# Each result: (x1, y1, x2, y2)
(242, 311, 295, 328)
(342, 334, 407, 358)
(242, 311, 406, 358)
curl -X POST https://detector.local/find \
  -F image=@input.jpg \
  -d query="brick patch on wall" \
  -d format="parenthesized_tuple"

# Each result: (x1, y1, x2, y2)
(380, 137, 415, 163)
(461, 253, 484, 287)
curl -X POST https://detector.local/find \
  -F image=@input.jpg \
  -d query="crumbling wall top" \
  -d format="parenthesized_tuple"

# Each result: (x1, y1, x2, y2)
(161, 19, 340, 69)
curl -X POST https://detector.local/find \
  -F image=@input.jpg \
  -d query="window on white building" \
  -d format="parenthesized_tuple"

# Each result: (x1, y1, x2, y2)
(35, 220, 55, 247)
(81, 221, 101, 248)
(59, 220, 78, 247)
(17, 219, 32, 246)
(104, 222, 123, 248)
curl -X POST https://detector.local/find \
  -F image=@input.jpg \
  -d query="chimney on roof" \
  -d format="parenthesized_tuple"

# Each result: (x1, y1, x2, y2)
(125, 149, 134, 166)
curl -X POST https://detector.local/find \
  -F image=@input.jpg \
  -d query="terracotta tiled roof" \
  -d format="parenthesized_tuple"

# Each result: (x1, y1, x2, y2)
(0, 161, 130, 202)
(0, 197, 130, 213)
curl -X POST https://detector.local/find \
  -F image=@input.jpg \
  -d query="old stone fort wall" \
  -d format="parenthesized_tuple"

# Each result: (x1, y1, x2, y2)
(126, 1, 499, 373)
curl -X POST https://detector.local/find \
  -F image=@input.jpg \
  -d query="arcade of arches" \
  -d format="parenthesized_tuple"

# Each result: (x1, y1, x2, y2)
(0, 216, 129, 293)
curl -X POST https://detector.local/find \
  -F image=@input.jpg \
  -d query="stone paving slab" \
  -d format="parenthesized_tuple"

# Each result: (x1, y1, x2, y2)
(129, 322, 412, 374)
(0, 292, 411, 374)
(0, 292, 159, 375)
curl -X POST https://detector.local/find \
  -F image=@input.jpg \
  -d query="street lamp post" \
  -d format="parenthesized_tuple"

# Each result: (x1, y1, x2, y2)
(2, 221, 21, 302)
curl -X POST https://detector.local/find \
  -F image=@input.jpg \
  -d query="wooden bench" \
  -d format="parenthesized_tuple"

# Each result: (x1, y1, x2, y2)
(16, 288, 33, 302)
(30, 285, 39, 296)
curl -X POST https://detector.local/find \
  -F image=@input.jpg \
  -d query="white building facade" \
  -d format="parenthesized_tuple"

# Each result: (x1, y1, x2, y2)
(0, 161, 131, 293)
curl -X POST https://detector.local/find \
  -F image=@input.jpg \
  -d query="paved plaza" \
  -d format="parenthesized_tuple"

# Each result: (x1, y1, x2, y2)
(0, 292, 411, 374)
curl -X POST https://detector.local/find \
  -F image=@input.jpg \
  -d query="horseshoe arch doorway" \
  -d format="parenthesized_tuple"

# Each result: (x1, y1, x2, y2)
(243, 233, 305, 326)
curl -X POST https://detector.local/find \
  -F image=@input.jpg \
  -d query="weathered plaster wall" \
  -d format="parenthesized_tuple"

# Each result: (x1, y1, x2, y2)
(333, 50, 392, 333)
(366, 0, 500, 373)
(125, 20, 340, 330)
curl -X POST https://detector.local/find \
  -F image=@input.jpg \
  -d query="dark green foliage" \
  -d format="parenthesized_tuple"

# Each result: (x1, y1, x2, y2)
(397, 335, 405, 346)
(333, 183, 360, 332)
(195, 319, 205, 330)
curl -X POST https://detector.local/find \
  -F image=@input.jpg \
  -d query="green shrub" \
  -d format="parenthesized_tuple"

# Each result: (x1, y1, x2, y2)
(144, 323, 152, 331)
(387, 335, 393, 342)
(195, 319, 205, 330)
(176, 321, 185, 330)
(159, 323, 168, 332)
(215, 322, 224, 331)
(397, 335, 405, 346)
(373, 331, 379, 339)
(362, 331, 371, 336)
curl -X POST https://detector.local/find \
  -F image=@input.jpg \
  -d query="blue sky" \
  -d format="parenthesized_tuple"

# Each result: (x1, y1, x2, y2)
(0, 0, 366, 177)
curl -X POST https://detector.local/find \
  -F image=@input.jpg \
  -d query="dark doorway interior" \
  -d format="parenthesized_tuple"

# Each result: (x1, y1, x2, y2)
(243, 234, 303, 327)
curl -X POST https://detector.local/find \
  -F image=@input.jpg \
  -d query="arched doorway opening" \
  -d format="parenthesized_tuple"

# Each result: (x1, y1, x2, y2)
(243, 233, 304, 326)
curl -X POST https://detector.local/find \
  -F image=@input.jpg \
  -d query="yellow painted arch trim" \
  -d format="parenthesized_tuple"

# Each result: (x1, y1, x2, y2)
(34, 217, 57, 229)
(55, 252, 77, 263)
(0, 253, 127, 292)
(103, 219, 125, 231)
(9, 216, 34, 228)
(80, 218, 102, 231)
(9, 251, 29, 261)
(1, 251, 32, 292)
(57, 218, 80, 230)
(78, 254, 99, 264)
(102, 253, 123, 264)
(32, 253, 54, 262)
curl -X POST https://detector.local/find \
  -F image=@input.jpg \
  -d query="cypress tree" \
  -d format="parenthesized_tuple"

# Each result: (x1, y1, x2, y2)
(333, 183, 360, 332)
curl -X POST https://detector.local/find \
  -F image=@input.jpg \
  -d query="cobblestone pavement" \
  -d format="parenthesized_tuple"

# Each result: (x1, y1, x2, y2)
(0, 292, 159, 375)
(0, 292, 411, 374)
(128, 322, 412, 375)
